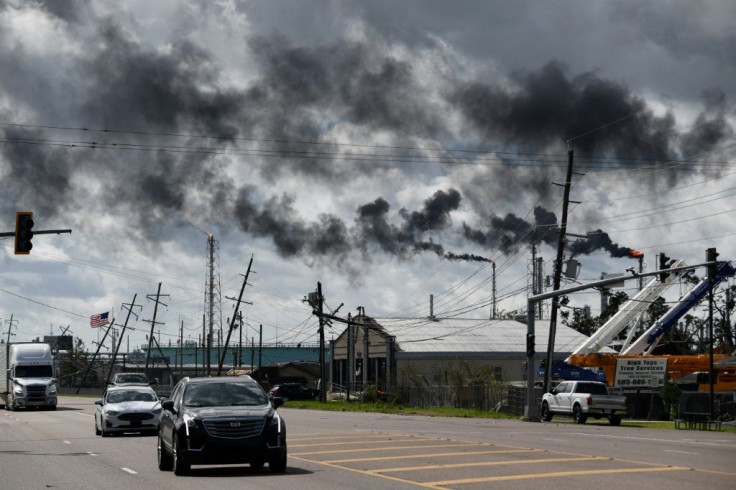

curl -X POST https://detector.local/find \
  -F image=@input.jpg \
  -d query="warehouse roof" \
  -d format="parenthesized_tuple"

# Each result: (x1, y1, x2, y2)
(369, 317, 605, 358)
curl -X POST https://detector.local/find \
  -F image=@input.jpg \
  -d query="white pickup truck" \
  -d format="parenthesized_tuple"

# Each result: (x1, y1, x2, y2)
(541, 380, 627, 425)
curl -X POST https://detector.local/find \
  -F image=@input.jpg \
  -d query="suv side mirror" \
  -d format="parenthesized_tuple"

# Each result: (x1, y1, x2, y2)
(272, 397, 284, 409)
(161, 399, 175, 412)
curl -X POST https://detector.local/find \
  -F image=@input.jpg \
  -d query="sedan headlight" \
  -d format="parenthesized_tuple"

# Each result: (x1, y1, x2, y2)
(103, 408, 120, 416)
(152, 406, 162, 414)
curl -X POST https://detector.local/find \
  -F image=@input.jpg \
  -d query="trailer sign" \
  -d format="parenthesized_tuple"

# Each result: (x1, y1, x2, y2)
(614, 358, 667, 388)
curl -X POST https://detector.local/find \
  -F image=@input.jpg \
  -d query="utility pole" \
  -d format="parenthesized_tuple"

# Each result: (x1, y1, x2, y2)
(706, 247, 718, 418)
(144, 283, 169, 376)
(5, 314, 16, 344)
(491, 261, 497, 320)
(76, 319, 115, 394)
(179, 320, 184, 378)
(542, 145, 578, 394)
(105, 294, 140, 385)
(218, 256, 253, 375)
(202, 314, 207, 374)
(238, 311, 243, 367)
(318, 283, 326, 402)
(258, 325, 263, 369)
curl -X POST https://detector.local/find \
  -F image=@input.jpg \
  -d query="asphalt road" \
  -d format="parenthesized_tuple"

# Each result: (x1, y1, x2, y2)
(1, 396, 734, 489)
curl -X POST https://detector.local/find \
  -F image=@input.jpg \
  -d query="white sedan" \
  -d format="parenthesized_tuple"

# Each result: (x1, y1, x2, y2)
(94, 385, 162, 437)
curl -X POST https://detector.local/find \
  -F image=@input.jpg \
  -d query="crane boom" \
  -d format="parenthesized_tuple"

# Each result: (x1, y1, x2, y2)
(621, 261, 736, 355)
(565, 259, 686, 362)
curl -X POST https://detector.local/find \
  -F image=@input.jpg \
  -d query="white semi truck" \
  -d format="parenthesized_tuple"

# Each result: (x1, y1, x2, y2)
(1, 342, 58, 411)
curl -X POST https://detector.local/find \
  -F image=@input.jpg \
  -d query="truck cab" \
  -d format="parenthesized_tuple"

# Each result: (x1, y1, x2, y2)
(2, 343, 58, 411)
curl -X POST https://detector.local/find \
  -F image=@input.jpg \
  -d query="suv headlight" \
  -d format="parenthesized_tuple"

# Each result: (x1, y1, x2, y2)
(270, 411, 282, 432)
(49, 385, 57, 394)
(13, 385, 23, 395)
(182, 412, 199, 436)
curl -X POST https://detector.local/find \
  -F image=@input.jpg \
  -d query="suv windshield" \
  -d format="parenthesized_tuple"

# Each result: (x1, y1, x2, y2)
(183, 382, 268, 407)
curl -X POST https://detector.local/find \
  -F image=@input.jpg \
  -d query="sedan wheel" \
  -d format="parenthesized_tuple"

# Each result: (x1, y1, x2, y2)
(95, 419, 101, 436)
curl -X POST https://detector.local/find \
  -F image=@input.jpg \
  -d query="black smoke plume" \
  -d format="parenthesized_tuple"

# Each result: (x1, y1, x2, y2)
(568, 230, 635, 258)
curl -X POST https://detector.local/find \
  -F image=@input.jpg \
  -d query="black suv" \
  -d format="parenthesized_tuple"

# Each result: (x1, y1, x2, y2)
(269, 383, 319, 401)
(157, 376, 286, 475)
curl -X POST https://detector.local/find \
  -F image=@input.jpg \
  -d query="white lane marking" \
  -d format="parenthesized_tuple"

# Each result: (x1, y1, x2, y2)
(664, 449, 699, 455)
(63, 440, 71, 445)
(75, 412, 94, 418)
(87, 452, 98, 457)
(121, 467, 138, 475)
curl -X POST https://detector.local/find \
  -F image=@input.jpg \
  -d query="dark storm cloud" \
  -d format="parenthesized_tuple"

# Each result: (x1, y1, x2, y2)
(0, 126, 75, 217)
(680, 88, 734, 158)
(36, 0, 82, 22)
(1, 5, 732, 264)
(451, 62, 681, 158)
(81, 24, 241, 136)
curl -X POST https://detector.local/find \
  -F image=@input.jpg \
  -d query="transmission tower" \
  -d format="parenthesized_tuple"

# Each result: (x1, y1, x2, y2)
(204, 233, 223, 375)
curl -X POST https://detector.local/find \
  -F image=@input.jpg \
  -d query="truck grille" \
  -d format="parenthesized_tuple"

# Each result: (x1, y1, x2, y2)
(118, 413, 154, 421)
(203, 418, 265, 439)
(26, 385, 46, 402)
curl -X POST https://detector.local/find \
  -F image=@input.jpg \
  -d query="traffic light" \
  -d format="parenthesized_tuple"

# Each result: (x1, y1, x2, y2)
(14, 211, 34, 255)
(706, 248, 719, 279)
(658, 253, 670, 282)
(526, 333, 535, 358)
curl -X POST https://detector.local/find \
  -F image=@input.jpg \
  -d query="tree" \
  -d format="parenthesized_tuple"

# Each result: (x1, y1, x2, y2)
(59, 338, 89, 387)
(659, 372, 682, 420)
(560, 306, 598, 336)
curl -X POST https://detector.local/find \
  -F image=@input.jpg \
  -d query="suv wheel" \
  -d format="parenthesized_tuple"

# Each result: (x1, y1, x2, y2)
(269, 448, 287, 473)
(157, 433, 173, 471)
(173, 435, 190, 476)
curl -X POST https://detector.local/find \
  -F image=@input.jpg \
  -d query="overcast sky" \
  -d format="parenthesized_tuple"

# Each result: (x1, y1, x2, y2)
(1, 0, 734, 353)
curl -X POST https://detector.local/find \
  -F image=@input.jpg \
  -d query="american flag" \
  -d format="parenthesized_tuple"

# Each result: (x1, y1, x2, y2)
(90, 312, 110, 328)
